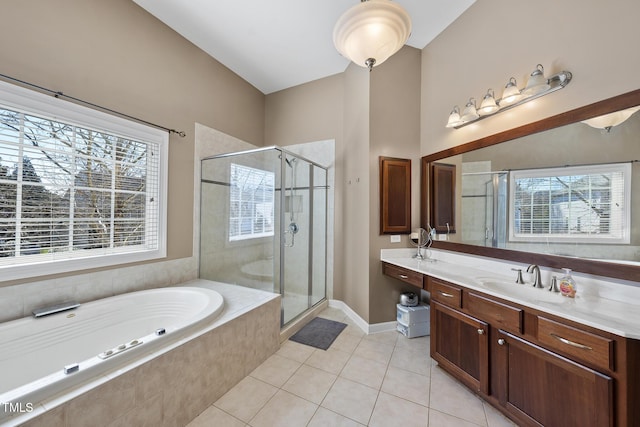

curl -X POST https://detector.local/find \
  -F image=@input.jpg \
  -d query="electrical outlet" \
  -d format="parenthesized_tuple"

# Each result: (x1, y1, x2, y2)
(390, 235, 401, 243)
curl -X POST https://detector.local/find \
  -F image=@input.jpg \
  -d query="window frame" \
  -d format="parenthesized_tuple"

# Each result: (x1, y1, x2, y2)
(0, 80, 168, 281)
(508, 163, 631, 244)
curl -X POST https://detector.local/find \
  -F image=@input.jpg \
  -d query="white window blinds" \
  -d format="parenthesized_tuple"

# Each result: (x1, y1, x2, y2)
(509, 163, 631, 244)
(0, 81, 167, 279)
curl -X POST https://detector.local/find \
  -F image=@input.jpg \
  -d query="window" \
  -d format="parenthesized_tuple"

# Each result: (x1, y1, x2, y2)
(509, 163, 631, 244)
(0, 81, 167, 280)
(229, 163, 274, 241)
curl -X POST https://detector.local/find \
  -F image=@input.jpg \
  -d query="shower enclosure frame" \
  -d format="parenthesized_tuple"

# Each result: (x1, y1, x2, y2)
(199, 146, 329, 326)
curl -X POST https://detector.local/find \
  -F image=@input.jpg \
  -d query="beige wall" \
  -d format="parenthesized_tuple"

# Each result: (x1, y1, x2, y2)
(4, 0, 639, 323)
(265, 47, 421, 323)
(265, 74, 343, 146)
(265, 0, 640, 323)
(340, 64, 372, 320)
(368, 47, 422, 324)
(421, 0, 640, 157)
(0, 0, 265, 285)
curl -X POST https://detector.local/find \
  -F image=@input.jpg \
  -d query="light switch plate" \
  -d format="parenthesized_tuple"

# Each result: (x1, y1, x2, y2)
(390, 235, 401, 243)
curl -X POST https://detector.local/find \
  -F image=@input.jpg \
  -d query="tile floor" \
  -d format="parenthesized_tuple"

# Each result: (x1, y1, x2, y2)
(187, 307, 517, 427)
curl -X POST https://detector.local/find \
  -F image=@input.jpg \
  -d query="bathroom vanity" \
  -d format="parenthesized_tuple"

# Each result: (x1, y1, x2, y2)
(381, 250, 640, 427)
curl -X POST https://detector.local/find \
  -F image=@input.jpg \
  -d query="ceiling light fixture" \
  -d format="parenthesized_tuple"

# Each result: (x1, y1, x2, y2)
(445, 64, 572, 129)
(333, 0, 412, 72)
(581, 106, 640, 132)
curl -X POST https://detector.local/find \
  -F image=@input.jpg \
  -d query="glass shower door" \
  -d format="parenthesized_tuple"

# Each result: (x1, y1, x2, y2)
(200, 148, 281, 293)
(311, 165, 327, 307)
(281, 153, 310, 324)
(200, 146, 327, 328)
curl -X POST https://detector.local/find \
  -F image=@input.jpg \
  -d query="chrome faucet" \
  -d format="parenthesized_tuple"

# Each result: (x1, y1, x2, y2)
(527, 264, 543, 288)
(511, 268, 525, 284)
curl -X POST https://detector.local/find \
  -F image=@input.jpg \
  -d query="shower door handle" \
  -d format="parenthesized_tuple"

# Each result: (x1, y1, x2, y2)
(284, 229, 295, 247)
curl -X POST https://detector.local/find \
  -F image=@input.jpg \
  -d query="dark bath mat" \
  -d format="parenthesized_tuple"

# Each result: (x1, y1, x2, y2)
(289, 317, 348, 350)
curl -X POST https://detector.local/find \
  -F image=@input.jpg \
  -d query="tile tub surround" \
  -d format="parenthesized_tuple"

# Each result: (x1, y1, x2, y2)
(0, 256, 199, 324)
(12, 282, 281, 427)
(381, 248, 640, 339)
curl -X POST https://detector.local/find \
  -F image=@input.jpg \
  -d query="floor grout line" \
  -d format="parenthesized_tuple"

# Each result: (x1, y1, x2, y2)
(192, 306, 518, 427)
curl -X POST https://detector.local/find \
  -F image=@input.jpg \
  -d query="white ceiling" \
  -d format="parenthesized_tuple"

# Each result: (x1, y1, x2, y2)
(132, 0, 475, 94)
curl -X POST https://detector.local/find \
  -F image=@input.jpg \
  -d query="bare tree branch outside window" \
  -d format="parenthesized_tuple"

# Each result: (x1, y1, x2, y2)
(0, 107, 159, 259)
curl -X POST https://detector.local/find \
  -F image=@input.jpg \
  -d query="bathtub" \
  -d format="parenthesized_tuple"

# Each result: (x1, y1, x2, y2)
(0, 286, 224, 423)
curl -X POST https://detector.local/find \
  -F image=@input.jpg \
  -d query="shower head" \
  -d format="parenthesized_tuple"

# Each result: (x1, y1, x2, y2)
(278, 154, 296, 168)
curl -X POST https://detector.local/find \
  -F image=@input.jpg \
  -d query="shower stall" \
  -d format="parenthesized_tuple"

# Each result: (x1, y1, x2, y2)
(461, 171, 508, 247)
(199, 146, 328, 326)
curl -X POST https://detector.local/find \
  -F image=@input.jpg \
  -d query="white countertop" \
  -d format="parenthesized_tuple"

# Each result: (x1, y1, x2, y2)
(381, 248, 640, 339)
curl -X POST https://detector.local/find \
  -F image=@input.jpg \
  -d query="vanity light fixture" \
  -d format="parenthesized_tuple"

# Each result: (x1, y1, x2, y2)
(478, 89, 499, 116)
(445, 105, 462, 128)
(333, 0, 412, 72)
(445, 64, 572, 129)
(522, 64, 551, 96)
(499, 77, 522, 106)
(460, 98, 479, 122)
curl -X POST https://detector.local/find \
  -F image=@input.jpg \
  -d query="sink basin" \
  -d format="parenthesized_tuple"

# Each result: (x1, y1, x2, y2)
(474, 277, 564, 304)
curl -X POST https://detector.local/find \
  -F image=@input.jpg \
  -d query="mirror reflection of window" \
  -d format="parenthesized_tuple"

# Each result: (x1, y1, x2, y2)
(228, 163, 274, 241)
(509, 163, 631, 244)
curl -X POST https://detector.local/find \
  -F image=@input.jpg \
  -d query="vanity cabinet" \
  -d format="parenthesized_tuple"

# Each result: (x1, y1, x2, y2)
(424, 275, 636, 427)
(431, 301, 489, 394)
(382, 262, 423, 289)
(495, 330, 613, 427)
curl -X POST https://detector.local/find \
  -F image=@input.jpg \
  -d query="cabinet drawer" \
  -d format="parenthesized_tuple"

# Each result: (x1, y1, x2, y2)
(537, 317, 614, 372)
(466, 292, 523, 334)
(428, 278, 462, 308)
(383, 263, 423, 288)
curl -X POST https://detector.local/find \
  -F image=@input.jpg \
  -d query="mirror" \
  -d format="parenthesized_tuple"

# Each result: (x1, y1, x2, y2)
(421, 89, 640, 281)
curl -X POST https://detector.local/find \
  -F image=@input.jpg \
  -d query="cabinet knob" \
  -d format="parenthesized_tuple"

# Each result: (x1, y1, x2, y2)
(399, 274, 408, 279)
(497, 338, 506, 346)
(477, 329, 485, 335)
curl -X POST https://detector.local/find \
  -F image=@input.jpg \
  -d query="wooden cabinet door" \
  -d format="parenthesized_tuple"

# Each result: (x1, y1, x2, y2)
(379, 156, 411, 234)
(431, 301, 489, 394)
(430, 162, 455, 234)
(495, 330, 613, 427)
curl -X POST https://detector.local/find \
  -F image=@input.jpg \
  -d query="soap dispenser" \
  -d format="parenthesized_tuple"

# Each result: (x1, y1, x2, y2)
(558, 268, 577, 298)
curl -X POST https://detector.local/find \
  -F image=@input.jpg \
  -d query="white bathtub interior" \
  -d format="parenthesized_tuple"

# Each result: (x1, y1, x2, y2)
(0, 286, 223, 405)
(0, 280, 279, 426)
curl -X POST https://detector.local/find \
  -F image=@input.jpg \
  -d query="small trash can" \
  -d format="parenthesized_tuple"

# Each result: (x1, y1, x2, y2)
(396, 303, 430, 338)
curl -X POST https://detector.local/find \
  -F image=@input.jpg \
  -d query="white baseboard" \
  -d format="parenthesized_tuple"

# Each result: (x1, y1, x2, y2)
(369, 321, 398, 334)
(328, 299, 398, 335)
